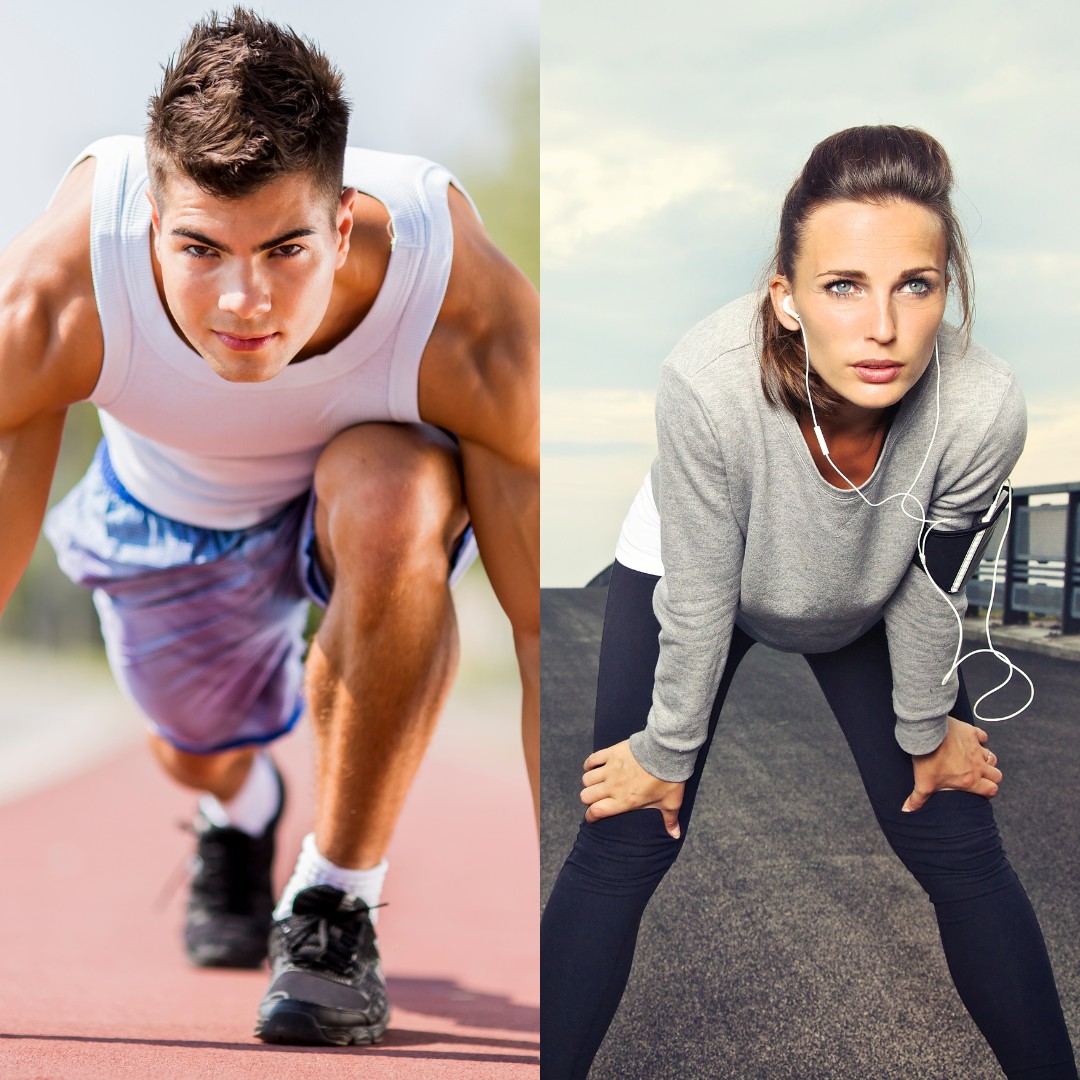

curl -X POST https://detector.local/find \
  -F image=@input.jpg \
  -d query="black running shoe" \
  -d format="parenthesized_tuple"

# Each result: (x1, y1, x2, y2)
(254, 885, 390, 1046)
(183, 762, 285, 969)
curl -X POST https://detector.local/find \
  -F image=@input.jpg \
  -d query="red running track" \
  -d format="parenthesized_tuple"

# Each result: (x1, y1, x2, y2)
(0, 701, 538, 1079)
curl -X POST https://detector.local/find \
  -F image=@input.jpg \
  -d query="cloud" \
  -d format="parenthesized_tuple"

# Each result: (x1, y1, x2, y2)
(1014, 397, 1080, 488)
(978, 249, 1080, 285)
(540, 389, 656, 586)
(541, 447, 655, 586)
(542, 113, 768, 266)
(541, 388, 657, 445)
(956, 58, 1080, 107)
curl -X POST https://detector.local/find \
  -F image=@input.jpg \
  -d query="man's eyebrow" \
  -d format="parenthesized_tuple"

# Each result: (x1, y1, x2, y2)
(169, 226, 317, 254)
(256, 227, 317, 252)
(171, 227, 231, 253)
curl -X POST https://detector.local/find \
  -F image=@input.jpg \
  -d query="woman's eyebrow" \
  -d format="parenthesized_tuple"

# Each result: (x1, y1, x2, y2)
(898, 265, 943, 277)
(814, 266, 943, 279)
(816, 269, 868, 279)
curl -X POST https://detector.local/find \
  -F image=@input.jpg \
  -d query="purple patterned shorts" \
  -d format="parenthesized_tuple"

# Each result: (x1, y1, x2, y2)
(44, 441, 477, 753)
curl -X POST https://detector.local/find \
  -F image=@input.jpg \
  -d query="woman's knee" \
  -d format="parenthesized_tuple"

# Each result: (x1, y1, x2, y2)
(565, 808, 686, 894)
(876, 791, 1017, 904)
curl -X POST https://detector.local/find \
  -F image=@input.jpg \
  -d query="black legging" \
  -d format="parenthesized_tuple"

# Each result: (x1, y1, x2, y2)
(541, 562, 1076, 1079)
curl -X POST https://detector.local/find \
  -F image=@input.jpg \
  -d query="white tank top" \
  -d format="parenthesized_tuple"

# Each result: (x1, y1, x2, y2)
(60, 136, 466, 528)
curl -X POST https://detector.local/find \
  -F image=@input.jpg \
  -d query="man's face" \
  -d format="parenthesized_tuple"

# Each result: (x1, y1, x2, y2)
(148, 169, 353, 383)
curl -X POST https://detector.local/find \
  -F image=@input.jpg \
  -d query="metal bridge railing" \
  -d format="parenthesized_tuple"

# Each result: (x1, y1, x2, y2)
(966, 482, 1080, 634)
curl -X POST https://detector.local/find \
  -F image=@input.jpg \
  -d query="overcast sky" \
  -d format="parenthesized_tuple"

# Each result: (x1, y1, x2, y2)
(0, 0, 536, 250)
(542, 1, 1080, 585)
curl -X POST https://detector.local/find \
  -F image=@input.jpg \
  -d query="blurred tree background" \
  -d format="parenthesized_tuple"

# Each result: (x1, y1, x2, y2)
(2, 405, 104, 647)
(464, 55, 539, 290)
(1, 52, 537, 651)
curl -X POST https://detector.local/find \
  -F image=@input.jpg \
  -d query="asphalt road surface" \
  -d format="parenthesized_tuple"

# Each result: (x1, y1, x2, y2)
(541, 586, 1080, 1080)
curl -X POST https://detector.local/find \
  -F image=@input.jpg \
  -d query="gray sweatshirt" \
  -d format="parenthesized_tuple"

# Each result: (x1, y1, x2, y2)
(628, 294, 1026, 783)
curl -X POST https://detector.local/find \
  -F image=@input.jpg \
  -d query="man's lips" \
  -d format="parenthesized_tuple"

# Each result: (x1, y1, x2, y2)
(852, 360, 902, 385)
(214, 331, 278, 352)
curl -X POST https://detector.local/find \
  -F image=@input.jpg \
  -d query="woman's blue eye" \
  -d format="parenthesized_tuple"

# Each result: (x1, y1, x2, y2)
(826, 280, 855, 295)
(906, 278, 933, 295)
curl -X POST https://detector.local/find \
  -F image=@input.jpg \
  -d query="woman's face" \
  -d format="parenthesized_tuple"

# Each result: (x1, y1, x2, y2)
(770, 198, 949, 420)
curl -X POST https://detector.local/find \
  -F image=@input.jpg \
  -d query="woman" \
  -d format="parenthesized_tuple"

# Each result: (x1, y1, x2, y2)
(540, 126, 1077, 1079)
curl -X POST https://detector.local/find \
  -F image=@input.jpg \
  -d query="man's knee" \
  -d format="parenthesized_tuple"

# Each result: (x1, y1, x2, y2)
(148, 733, 254, 794)
(313, 423, 467, 588)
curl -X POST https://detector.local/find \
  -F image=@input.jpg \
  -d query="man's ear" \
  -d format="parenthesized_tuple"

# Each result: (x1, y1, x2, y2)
(146, 187, 162, 248)
(335, 186, 357, 268)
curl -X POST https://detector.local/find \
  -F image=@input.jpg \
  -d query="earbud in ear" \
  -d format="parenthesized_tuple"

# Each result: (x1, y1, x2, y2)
(782, 296, 801, 322)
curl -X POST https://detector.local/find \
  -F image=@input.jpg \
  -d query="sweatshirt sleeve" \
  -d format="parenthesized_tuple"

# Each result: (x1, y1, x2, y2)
(628, 364, 746, 781)
(883, 373, 1027, 755)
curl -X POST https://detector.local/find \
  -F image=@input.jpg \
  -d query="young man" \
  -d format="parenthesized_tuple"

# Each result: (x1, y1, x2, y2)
(0, 10, 537, 1047)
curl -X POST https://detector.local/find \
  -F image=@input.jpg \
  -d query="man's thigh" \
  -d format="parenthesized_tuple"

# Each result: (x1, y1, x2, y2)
(46, 445, 312, 753)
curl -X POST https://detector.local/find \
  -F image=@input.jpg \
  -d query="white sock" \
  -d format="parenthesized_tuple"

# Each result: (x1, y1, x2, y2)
(273, 833, 389, 924)
(198, 751, 281, 837)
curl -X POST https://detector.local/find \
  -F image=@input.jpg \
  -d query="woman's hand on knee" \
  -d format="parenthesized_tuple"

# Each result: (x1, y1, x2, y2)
(902, 716, 1002, 812)
(580, 739, 685, 839)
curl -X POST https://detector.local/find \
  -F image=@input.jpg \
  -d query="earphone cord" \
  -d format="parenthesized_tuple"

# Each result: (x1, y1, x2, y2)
(799, 321, 1033, 724)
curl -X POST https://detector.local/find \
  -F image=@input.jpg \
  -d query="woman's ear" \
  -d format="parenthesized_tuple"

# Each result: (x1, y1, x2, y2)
(769, 275, 801, 331)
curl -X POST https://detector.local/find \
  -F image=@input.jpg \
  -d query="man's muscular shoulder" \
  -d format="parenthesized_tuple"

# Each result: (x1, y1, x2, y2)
(417, 187, 538, 465)
(0, 158, 102, 432)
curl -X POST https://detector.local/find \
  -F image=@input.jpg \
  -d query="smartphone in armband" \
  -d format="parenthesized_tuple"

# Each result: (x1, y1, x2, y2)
(914, 480, 1011, 595)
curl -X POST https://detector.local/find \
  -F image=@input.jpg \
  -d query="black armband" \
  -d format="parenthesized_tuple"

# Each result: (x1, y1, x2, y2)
(913, 481, 1011, 595)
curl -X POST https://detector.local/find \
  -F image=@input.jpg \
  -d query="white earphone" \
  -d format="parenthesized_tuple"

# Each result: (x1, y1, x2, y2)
(790, 299, 1032, 724)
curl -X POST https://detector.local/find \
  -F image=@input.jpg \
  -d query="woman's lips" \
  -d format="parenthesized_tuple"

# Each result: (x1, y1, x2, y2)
(852, 361, 902, 384)
(214, 331, 278, 352)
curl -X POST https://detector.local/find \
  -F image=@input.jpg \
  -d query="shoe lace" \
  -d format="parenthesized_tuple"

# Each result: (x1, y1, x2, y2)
(153, 820, 204, 912)
(282, 903, 385, 978)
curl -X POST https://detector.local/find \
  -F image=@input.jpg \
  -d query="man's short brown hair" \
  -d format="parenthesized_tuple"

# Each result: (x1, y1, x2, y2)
(146, 8, 350, 213)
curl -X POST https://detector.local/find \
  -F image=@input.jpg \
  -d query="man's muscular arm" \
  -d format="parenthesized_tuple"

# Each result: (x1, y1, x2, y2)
(419, 187, 540, 830)
(0, 160, 103, 614)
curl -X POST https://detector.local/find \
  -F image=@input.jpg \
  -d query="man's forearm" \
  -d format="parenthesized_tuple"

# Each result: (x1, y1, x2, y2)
(0, 411, 67, 614)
